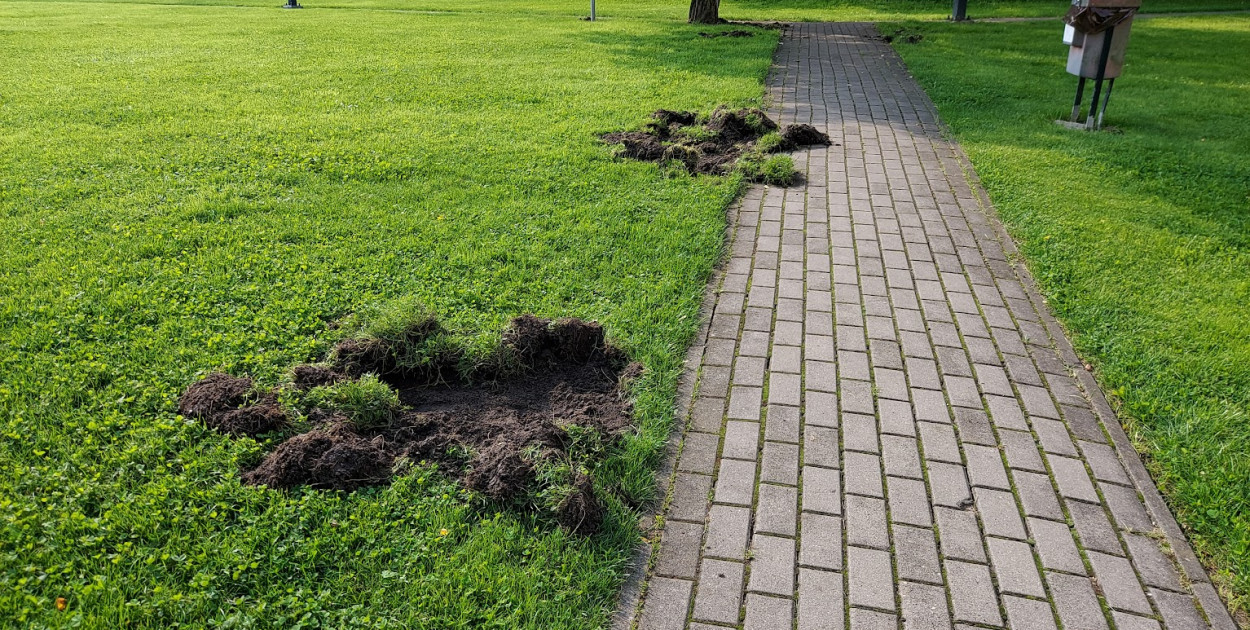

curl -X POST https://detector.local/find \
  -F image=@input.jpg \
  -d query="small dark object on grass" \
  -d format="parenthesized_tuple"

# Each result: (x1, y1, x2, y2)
(699, 30, 755, 38)
(883, 29, 924, 44)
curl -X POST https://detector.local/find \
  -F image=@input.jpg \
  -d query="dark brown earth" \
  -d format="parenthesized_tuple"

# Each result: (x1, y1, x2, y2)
(179, 373, 289, 437)
(602, 107, 832, 177)
(183, 315, 636, 535)
(699, 29, 755, 38)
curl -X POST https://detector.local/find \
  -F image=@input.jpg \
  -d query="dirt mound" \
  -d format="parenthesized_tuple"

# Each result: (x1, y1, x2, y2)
(603, 107, 830, 179)
(292, 365, 342, 389)
(179, 372, 253, 418)
(699, 29, 755, 38)
(188, 314, 634, 535)
(180, 373, 289, 437)
(242, 428, 391, 491)
(782, 123, 832, 147)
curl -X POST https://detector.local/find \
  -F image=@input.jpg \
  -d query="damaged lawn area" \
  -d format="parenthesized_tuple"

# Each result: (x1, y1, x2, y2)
(0, 2, 779, 628)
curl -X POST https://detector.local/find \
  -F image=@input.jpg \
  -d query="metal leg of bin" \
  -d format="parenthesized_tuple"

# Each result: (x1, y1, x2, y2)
(1086, 26, 1116, 130)
(1071, 77, 1087, 122)
(1095, 78, 1115, 130)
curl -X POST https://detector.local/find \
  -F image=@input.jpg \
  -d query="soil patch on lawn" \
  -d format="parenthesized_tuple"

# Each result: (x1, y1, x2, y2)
(602, 107, 832, 177)
(181, 314, 637, 535)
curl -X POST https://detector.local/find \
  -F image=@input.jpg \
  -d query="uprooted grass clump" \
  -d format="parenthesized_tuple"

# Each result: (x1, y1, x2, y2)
(179, 310, 639, 536)
(602, 107, 832, 186)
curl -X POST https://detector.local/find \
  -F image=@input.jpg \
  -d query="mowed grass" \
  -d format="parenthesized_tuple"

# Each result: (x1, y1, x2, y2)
(886, 16, 1250, 613)
(0, 1, 779, 627)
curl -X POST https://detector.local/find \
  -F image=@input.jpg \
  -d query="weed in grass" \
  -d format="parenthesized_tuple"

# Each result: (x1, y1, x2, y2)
(300, 374, 402, 430)
(739, 153, 799, 186)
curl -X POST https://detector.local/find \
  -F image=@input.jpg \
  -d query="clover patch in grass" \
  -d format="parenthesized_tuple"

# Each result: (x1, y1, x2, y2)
(179, 310, 639, 536)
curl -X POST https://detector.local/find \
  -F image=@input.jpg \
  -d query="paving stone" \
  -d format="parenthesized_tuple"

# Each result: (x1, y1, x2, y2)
(638, 577, 693, 630)
(690, 396, 726, 433)
(975, 487, 1027, 539)
(1150, 589, 1207, 630)
(848, 546, 896, 611)
(1068, 500, 1124, 556)
(740, 330, 772, 357)
(973, 363, 1014, 398)
(691, 558, 744, 624)
(1014, 470, 1065, 520)
(755, 484, 798, 536)
(998, 428, 1047, 472)
(728, 386, 764, 420)
(804, 424, 841, 469)
(870, 339, 904, 370)
(775, 320, 804, 346)
(723, 421, 761, 461)
(807, 360, 838, 392)
(875, 367, 910, 401)
(1028, 517, 1086, 574)
(1123, 533, 1183, 592)
(987, 537, 1046, 597)
(705, 338, 737, 366)
(888, 476, 933, 527)
(1003, 595, 1059, 630)
(844, 452, 884, 498)
(1018, 384, 1060, 419)
(904, 356, 943, 391)
(1062, 405, 1107, 443)
(1033, 418, 1078, 456)
(1046, 572, 1109, 630)
(678, 432, 720, 475)
(748, 535, 797, 596)
(771, 345, 803, 374)
(770, 372, 803, 407)
(802, 466, 842, 515)
(879, 398, 917, 436)
(913, 388, 951, 423)
(963, 443, 1010, 489)
(1086, 551, 1151, 615)
(1110, 612, 1161, 630)
(846, 494, 890, 549)
(985, 394, 1029, 431)
(656, 520, 705, 578)
(926, 461, 972, 508)
(944, 375, 982, 409)
(800, 513, 843, 570)
(1077, 440, 1130, 485)
(900, 581, 952, 630)
(805, 391, 839, 428)
(844, 412, 881, 454)
(882, 435, 923, 479)
(761, 441, 800, 486)
(946, 560, 1003, 626)
(894, 524, 942, 584)
(850, 608, 899, 630)
(918, 421, 962, 464)
(670, 473, 713, 522)
(934, 507, 987, 563)
(766, 404, 802, 443)
(952, 407, 996, 446)
(704, 504, 751, 560)
(714, 459, 757, 506)
(798, 568, 845, 630)
(700, 365, 732, 400)
(841, 378, 876, 415)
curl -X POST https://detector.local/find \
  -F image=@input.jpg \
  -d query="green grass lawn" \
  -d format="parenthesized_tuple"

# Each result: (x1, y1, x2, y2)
(0, 1, 780, 626)
(886, 15, 1250, 616)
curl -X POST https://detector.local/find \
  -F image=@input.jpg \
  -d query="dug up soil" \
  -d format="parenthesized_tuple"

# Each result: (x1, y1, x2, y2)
(602, 107, 832, 176)
(180, 315, 639, 536)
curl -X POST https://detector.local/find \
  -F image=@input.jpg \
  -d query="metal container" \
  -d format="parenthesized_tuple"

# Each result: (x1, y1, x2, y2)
(1063, 0, 1140, 79)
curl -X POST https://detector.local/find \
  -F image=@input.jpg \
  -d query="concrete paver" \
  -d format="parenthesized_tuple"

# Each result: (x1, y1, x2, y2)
(627, 22, 1232, 630)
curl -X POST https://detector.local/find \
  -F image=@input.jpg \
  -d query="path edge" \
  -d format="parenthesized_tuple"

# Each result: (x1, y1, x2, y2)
(939, 118, 1239, 630)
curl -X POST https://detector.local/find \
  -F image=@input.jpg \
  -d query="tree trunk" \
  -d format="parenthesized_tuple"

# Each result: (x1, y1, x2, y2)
(688, 0, 721, 24)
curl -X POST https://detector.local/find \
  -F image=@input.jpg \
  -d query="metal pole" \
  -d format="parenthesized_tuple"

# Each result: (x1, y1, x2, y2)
(952, 0, 968, 21)
(1095, 78, 1115, 129)
(1071, 76, 1087, 122)
(1084, 25, 1115, 130)
(589, 0, 595, 20)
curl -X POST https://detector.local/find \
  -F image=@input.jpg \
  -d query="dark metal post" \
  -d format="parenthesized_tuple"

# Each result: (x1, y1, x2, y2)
(1071, 76, 1087, 121)
(952, 0, 968, 21)
(283, 0, 302, 8)
(1096, 78, 1115, 128)
(1084, 24, 1115, 129)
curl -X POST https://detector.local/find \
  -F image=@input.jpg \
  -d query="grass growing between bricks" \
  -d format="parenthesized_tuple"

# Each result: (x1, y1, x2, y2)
(0, 1, 780, 626)
(885, 15, 1250, 615)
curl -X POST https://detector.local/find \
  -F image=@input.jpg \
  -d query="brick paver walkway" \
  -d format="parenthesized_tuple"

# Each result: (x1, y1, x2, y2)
(621, 23, 1235, 630)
